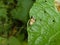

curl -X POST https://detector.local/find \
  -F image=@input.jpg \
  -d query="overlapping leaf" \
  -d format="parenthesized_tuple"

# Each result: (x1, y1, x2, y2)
(11, 0, 34, 23)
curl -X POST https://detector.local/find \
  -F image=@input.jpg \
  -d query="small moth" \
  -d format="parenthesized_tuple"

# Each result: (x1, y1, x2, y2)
(55, 0, 60, 11)
(29, 16, 36, 25)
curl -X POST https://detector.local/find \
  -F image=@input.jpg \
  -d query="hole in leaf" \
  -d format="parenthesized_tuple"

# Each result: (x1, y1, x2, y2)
(40, 19, 42, 21)
(52, 20, 55, 22)
(44, 10, 46, 13)
(45, 0, 47, 2)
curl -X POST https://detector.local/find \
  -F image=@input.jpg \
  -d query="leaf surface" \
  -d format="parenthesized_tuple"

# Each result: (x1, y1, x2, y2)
(28, 0, 60, 45)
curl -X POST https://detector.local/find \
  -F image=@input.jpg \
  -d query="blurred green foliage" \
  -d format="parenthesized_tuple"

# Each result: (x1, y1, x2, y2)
(1, 0, 60, 45)
(0, 0, 34, 45)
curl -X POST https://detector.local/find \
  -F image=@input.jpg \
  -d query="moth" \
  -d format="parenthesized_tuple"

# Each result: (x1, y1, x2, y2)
(29, 16, 36, 25)
(55, 0, 60, 11)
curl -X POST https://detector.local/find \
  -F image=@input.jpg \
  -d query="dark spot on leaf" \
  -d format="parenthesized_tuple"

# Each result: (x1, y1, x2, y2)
(45, 0, 47, 2)
(53, 39, 56, 42)
(32, 0, 36, 2)
(44, 10, 46, 13)
(40, 19, 42, 21)
(52, 20, 55, 22)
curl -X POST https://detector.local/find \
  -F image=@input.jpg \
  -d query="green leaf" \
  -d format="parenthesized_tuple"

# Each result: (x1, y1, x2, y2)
(0, 37, 21, 45)
(0, 8, 7, 17)
(11, 0, 34, 23)
(28, 0, 60, 45)
(8, 37, 21, 45)
(0, 8, 7, 32)
(0, 1, 8, 8)
(0, 37, 7, 45)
